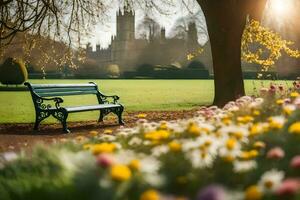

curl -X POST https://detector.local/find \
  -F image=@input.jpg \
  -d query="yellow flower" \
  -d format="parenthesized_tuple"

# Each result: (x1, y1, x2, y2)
(159, 122, 168, 130)
(283, 106, 294, 116)
(187, 123, 201, 136)
(89, 130, 98, 137)
(240, 150, 259, 160)
(253, 110, 261, 116)
(237, 115, 254, 124)
(245, 185, 262, 200)
(276, 99, 284, 105)
(253, 141, 266, 149)
(110, 164, 132, 181)
(222, 117, 232, 125)
(268, 117, 284, 129)
(129, 159, 140, 171)
(91, 143, 116, 155)
(104, 129, 113, 134)
(288, 122, 300, 135)
(140, 189, 160, 200)
(144, 130, 170, 141)
(168, 141, 182, 152)
(226, 138, 237, 150)
(290, 92, 299, 98)
(137, 113, 147, 118)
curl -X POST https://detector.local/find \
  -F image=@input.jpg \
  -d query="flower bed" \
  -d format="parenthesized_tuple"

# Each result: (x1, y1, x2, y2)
(1, 82, 300, 200)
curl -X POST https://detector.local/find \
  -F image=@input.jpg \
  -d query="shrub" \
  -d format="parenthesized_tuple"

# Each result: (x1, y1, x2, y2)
(187, 60, 206, 70)
(136, 64, 154, 76)
(106, 64, 120, 78)
(0, 58, 28, 85)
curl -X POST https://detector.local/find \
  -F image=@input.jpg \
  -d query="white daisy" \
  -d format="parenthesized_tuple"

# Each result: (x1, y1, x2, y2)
(258, 169, 285, 193)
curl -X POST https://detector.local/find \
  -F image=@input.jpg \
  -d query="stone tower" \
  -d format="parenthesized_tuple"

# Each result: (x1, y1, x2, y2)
(116, 3, 135, 41)
(187, 22, 199, 52)
(112, 2, 135, 66)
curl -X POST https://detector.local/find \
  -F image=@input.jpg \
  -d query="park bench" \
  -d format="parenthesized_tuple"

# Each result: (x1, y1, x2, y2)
(24, 82, 124, 133)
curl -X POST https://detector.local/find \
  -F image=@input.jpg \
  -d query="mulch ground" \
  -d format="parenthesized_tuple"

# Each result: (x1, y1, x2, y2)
(0, 110, 198, 153)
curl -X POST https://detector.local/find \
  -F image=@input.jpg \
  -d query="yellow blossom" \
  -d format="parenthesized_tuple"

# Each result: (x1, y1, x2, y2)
(276, 99, 284, 105)
(158, 122, 168, 130)
(253, 141, 266, 149)
(137, 113, 147, 118)
(253, 110, 261, 116)
(222, 117, 232, 125)
(268, 118, 284, 129)
(226, 138, 237, 150)
(288, 122, 300, 135)
(104, 129, 113, 134)
(187, 123, 201, 136)
(91, 143, 116, 155)
(129, 159, 140, 171)
(144, 130, 170, 141)
(140, 189, 160, 200)
(168, 141, 182, 152)
(89, 130, 98, 137)
(290, 92, 299, 98)
(245, 185, 262, 200)
(110, 164, 132, 181)
(237, 115, 254, 124)
(249, 124, 263, 137)
(283, 106, 295, 116)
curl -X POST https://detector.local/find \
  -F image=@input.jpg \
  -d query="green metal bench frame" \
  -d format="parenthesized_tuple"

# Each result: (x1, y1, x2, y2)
(24, 82, 124, 133)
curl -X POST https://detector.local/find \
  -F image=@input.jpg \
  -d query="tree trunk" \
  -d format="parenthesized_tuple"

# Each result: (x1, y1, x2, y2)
(196, 0, 267, 107)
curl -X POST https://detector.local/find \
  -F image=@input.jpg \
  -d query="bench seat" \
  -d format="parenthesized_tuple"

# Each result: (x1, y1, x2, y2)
(65, 104, 122, 113)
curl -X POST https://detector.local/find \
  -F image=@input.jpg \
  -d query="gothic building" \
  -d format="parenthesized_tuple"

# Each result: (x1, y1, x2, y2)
(86, 4, 213, 73)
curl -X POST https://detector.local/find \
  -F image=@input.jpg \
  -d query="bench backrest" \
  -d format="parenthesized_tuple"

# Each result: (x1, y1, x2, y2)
(24, 82, 99, 97)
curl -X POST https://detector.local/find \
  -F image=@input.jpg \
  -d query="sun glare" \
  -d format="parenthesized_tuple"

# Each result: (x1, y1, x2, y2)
(271, 0, 290, 15)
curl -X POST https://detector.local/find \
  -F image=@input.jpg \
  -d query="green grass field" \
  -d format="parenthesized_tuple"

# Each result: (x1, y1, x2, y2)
(0, 79, 292, 123)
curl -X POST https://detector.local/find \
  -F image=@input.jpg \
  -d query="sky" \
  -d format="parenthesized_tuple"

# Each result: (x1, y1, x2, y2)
(88, 0, 208, 50)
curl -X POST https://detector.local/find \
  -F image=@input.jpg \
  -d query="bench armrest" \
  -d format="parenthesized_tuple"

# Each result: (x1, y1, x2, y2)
(37, 96, 64, 109)
(101, 95, 120, 104)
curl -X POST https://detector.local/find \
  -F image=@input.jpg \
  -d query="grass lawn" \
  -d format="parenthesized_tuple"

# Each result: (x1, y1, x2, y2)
(0, 79, 292, 123)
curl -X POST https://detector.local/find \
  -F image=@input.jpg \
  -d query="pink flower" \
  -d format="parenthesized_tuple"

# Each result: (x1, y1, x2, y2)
(269, 85, 276, 96)
(284, 98, 291, 104)
(290, 155, 300, 169)
(96, 153, 114, 168)
(276, 179, 300, 196)
(267, 147, 285, 159)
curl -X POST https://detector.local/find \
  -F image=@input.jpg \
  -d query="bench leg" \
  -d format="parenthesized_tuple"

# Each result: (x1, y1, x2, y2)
(98, 111, 104, 122)
(116, 106, 124, 125)
(52, 110, 70, 133)
(34, 111, 50, 131)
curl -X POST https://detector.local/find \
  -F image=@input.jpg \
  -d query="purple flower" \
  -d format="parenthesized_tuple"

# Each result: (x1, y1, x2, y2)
(196, 185, 225, 200)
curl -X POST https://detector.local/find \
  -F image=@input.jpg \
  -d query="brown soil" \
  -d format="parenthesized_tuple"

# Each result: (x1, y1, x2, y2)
(0, 110, 198, 153)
